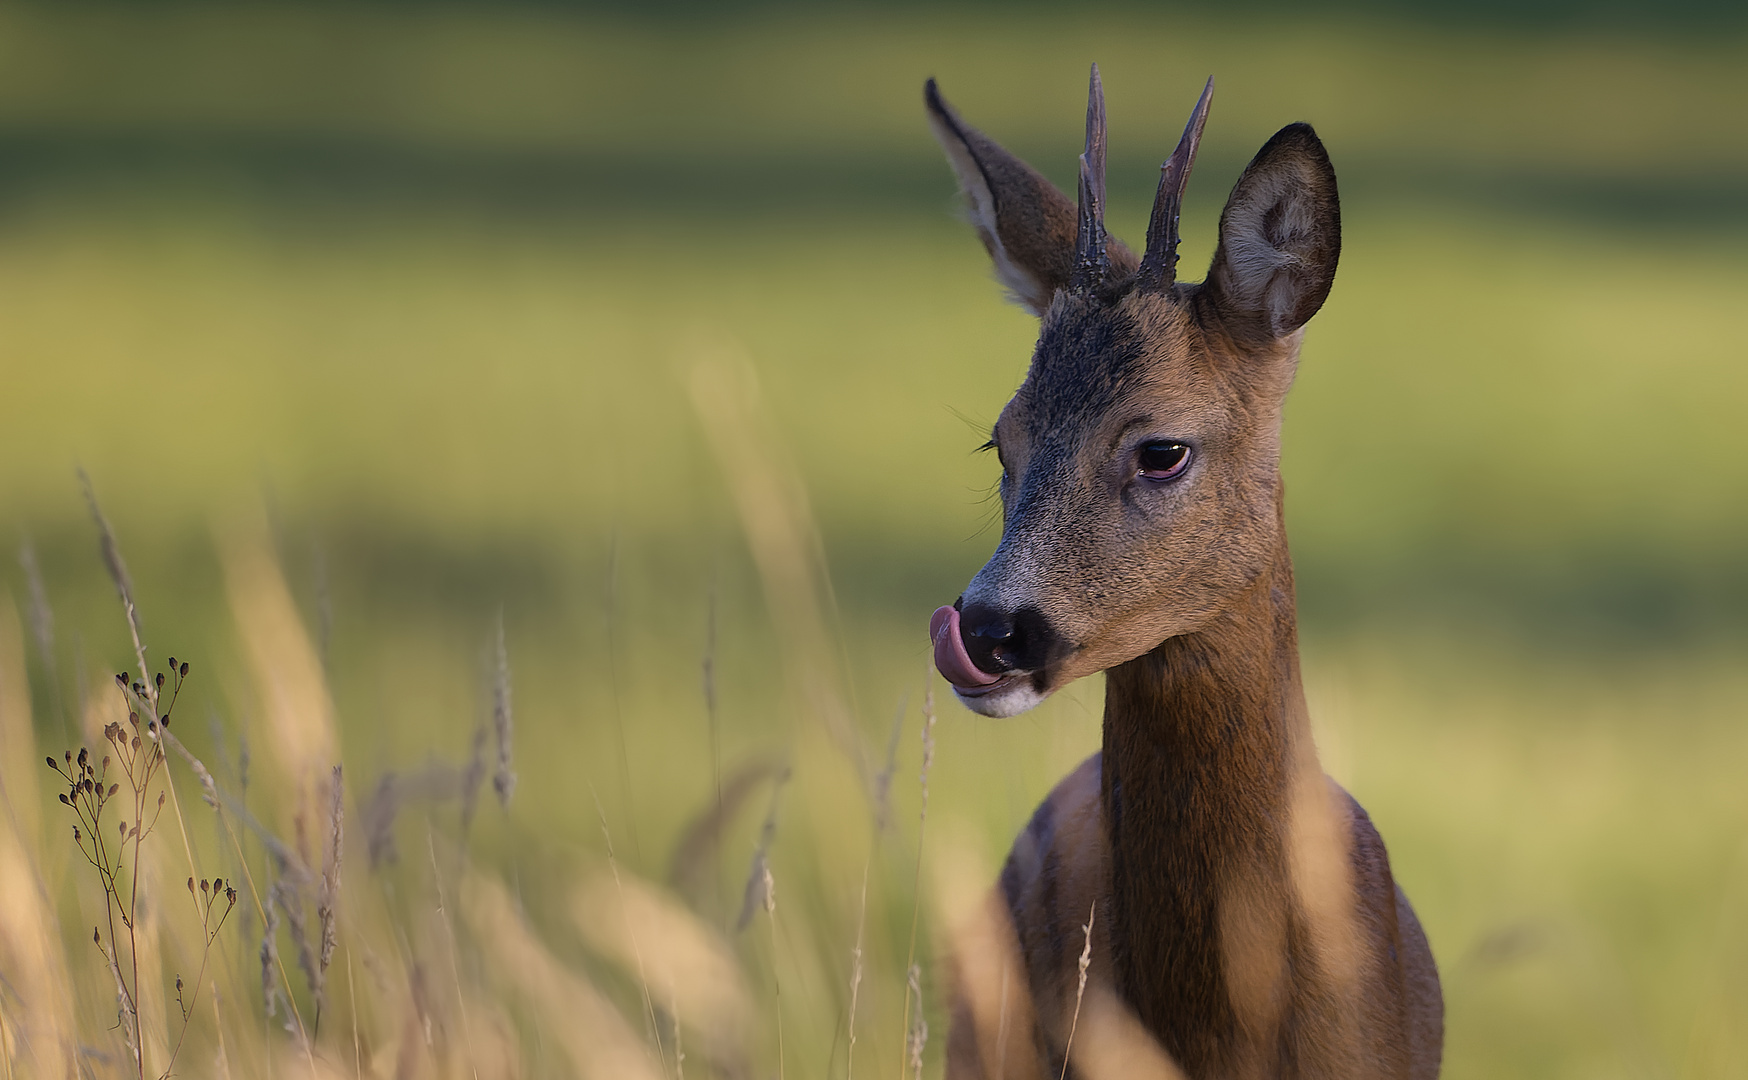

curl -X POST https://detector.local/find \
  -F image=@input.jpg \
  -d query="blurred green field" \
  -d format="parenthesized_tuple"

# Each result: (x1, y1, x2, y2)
(1, 5, 1746, 1079)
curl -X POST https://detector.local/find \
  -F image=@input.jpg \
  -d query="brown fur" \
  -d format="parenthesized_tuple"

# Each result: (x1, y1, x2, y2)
(928, 76, 1443, 1079)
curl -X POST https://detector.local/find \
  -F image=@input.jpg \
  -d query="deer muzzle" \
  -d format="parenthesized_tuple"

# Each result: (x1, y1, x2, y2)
(929, 600, 1064, 717)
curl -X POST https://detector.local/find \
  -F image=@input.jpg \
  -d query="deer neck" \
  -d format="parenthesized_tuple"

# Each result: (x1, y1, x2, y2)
(1099, 533, 1310, 1073)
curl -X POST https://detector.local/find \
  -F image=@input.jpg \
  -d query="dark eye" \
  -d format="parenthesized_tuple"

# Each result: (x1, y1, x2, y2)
(1137, 441, 1191, 481)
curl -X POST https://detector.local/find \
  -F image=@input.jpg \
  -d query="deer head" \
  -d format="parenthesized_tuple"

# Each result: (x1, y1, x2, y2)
(928, 67, 1341, 718)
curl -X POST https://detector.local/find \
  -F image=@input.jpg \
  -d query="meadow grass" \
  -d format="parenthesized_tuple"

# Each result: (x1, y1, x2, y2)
(1, 5, 1746, 1078)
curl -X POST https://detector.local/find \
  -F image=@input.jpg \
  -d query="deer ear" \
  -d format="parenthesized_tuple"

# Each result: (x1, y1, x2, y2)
(1204, 123, 1340, 341)
(926, 79, 1136, 316)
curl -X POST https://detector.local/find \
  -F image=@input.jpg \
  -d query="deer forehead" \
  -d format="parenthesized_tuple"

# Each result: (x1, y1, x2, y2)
(999, 293, 1253, 457)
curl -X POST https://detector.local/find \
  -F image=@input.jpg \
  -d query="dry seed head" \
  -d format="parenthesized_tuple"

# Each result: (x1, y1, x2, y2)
(180, 661, 188, 676)
(260, 890, 281, 1019)
(491, 617, 515, 807)
(274, 874, 321, 1001)
(907, 963, 928, 1080)
(317, 763, 345, 978)
(1057, 903, 1097, 1080)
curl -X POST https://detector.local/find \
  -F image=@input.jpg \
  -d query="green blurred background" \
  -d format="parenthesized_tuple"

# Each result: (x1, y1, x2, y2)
(1, 2, 1745, 1077)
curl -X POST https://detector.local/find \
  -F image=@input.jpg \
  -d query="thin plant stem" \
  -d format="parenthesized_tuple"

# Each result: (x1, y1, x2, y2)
(1058, 905, 1096, 1080)
(590, 783, 668, 1076)
(704, 580, 723, 919)
(604, 534, 642, 862)
(766, 865, 784, 1080)
(156, 728, 216, 1079)
(428, 829, 480, 1080)
(896, 675, 937, 1080)
(349, 950, 362, 1080)
(210, 980, 231, 1080)
(161, 887, 235, 1078)
(847, 855, 869, 1080)
(214, 799, 315, 1071)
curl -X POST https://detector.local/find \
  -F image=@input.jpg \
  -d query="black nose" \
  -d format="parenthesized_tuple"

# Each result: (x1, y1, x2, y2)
(958, 602, 1060, 675)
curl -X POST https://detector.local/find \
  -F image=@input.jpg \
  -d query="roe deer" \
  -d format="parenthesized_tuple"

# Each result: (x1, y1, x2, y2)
(925, 68, 1442, 1079)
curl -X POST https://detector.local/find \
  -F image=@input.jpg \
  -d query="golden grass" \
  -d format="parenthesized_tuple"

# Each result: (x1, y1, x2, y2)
(0, 8, 1744, 1078)
(9, 436, 1746, 1080)
(0, 600, 78, 1078)
(6, 357, 1748, 1080)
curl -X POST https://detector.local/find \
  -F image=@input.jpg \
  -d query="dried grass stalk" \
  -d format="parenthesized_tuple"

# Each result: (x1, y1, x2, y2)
(846, 861, 868, 1080)
(260, 880, 283, 1019)
(906, 963, 927, 1080)
(1057, 905, 1094, 1080)
(667, 758, 782, 915)
(490, 615, 514, 808)
(80, 472, 157, 721)
(18, 541, 55, 677)
(574, 865, 752, 1069)
(464, 873, 664, 1080)
(460, 725, 487, 832)
(317, 765, 343, 990)
(931, 826, 1035, 1080)
(687, 343, 866, 791)
(736, 770, 788, 932)
(0, 600, 76, 1079)
(274, 874, 320, 1006)
(219, 512, 338, 842)
(898, 675, 939, 1076)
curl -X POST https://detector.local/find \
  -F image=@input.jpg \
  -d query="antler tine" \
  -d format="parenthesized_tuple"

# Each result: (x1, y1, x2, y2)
(1070, 63, 1110, 293)
(1137, 76, 1215, 293)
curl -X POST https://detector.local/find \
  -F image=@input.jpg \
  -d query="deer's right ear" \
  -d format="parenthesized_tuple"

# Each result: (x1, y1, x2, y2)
(926, 79, 1085, 316)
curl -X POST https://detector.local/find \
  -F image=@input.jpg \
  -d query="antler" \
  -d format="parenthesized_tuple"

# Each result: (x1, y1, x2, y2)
(1137, 77, 1214, 293)
(1070, 64, 1109, 293)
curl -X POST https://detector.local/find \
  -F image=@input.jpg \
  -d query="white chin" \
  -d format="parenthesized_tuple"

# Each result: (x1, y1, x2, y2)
(952, 676, 1050, 718)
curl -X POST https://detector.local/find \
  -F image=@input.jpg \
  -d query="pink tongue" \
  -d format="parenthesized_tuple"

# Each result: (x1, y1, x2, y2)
(931, 605, 1002, 689)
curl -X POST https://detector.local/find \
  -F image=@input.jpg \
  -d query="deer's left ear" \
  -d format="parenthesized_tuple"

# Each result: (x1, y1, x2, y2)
(925, 78, 1137, 316)
(1204, 123, 1340, 341)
